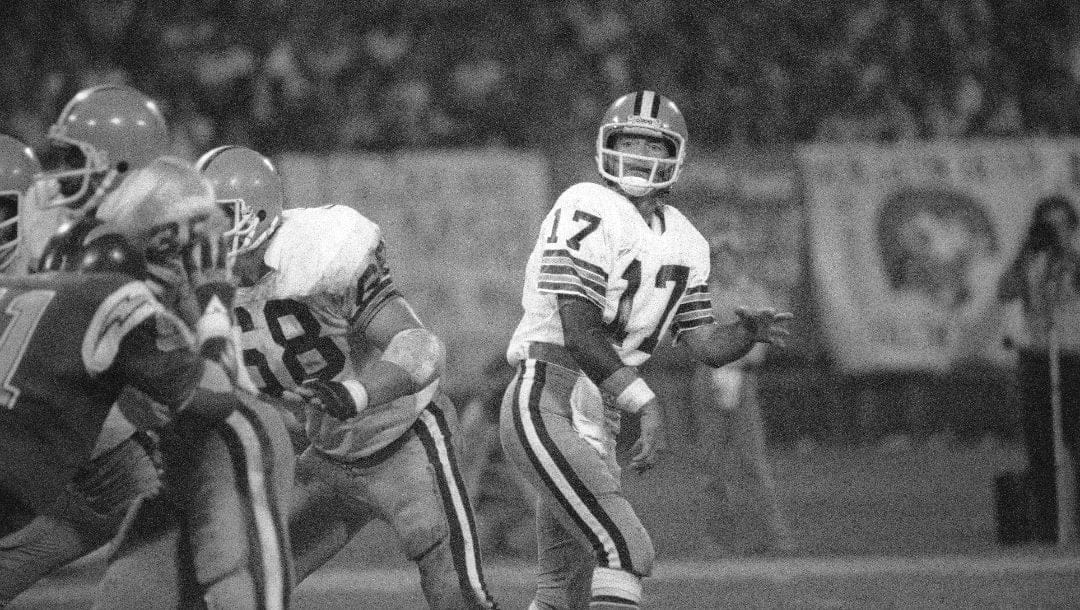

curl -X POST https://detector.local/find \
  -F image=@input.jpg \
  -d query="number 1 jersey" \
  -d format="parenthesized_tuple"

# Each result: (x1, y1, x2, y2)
(0, 272, 199, 511)
(234, 205, 435, 460)
(508, 182, 715, 368)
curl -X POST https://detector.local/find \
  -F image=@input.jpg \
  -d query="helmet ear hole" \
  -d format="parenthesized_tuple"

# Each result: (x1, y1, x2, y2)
(256, 210, 266, 222)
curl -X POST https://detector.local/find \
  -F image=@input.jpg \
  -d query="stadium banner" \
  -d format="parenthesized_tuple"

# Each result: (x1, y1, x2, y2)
(798, 139, 1080, 373)
(277, 150, 548, 395)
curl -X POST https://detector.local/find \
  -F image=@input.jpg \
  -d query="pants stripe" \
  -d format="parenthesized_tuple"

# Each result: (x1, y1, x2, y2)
(236, 399, 294, 603)
(415, 402, 497, 608)
(221, 404, 288, 610)
(511, 360, 633, 570)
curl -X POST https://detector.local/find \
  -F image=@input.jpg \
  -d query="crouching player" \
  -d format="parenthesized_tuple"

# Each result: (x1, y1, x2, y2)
(0, 156, 250, 605)
(62, 156, 296, 610)
(198, 145, 497, 609)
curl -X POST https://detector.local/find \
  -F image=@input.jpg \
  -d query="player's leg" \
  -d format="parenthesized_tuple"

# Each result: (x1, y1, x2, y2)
(288, 446, 374, 584)
(0, 515, 85, 606)
(533, 497, 594, 610)
(181, 395, 296, 609)
(101, 394, 296, 610)
(408, 396, 498, 609)
(0, 434, 159, 606)
(93, 493, 191, 610)
(500, 359, 654, 610)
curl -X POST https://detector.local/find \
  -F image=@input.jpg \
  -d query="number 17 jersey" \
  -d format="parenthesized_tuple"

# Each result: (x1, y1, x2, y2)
(507, 181, 715, 368)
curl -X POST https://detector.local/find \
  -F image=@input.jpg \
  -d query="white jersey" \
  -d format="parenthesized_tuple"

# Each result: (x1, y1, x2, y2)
(19, 180, 71, 275)
(234, 205, 436, 459)
(507, 182, 715, 368)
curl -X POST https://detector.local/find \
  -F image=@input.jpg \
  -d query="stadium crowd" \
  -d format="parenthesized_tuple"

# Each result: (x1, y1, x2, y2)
(2, 0, 1080, 158)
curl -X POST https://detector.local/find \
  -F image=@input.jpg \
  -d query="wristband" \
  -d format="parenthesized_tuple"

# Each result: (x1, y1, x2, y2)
(302, 379, 370, 420)
(600, 366, 655, 414)
(340, 380, 370, 415)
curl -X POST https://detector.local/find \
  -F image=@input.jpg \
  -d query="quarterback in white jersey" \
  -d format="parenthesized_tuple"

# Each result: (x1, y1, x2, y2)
(500, 90, 792, 610)
(201, 146, 497, 609)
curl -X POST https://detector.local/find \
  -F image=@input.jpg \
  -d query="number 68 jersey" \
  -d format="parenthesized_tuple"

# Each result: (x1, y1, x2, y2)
(507, 181, 715, 368)
(233, 205, 428, 459)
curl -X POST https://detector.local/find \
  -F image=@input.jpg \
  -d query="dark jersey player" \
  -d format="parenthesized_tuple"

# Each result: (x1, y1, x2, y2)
(0, 156, 243, 605)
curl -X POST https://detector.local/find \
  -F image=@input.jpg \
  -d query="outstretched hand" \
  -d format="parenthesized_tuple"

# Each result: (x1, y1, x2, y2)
(735, 307, 794, 348)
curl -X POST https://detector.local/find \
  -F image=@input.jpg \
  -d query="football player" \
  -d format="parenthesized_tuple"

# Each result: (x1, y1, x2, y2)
(0, 156, 241, 606)
(0, 86, 174, 606)
(0, 135, 40, 277)
(198, 145, 498, 609)
(29, 83, 170, 272)
(86, 157, 295, 610)
(499, 90, 793, 610)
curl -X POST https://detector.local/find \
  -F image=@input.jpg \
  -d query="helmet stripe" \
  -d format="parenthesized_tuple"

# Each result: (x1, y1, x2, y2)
(196, 145, 243, 171)
(635, 90, 659, 118)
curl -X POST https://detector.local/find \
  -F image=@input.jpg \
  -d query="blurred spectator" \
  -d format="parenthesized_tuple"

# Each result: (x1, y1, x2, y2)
(690, 264, 794, 557)
(457, 356, 534, 557)
(995, 195, 1080, 544)
(2, 0, 1080, 155)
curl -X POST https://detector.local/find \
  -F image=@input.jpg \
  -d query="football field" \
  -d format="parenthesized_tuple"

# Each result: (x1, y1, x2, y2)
(12, 552, 1080, 609)
(12, 436, 1080, 608)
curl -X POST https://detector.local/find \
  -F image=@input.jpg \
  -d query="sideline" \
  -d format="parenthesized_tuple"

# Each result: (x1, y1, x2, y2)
(12, 552, 1080, 606)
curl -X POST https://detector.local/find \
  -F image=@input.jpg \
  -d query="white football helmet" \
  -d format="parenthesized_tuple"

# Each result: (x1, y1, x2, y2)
(596, 90, 688, 197)
(196, 145, 284, 261)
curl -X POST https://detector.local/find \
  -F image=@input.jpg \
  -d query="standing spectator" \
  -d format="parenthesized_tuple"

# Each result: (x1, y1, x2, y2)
(691, 271, 794, 557)
(996, 195, 1080, 543)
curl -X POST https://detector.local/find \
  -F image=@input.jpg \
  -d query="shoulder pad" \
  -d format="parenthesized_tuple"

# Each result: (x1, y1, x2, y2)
(266, 206, 382, 297)
(558, 182, 634, 216)
(662, 205, 708, 245)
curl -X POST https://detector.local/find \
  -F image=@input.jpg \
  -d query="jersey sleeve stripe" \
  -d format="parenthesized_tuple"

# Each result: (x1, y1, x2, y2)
(536, 281, 605, 308)
(539, 257, 607, 286)
(539, 264, 606, 296)
(349, 283, 403, 330)
(82, 281, 171, 375)
(357, 273, 396, 311)
(674, 310, 715, 324)
(673, 315, 715, 338)
(684, 284, 710, 295)
(542, 249, 608, 280)
(675, 300, 713, 314)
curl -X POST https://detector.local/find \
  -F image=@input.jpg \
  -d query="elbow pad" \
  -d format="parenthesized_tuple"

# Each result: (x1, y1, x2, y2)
(381, 327, 445, 388)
